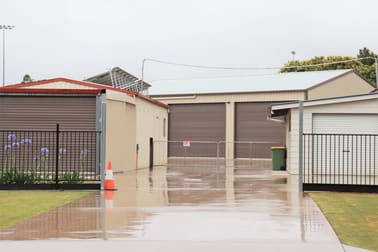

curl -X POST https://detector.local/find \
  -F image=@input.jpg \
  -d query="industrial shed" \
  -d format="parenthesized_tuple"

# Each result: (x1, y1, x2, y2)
(150, 69, 373, 160)
(0, 78, 168, 174)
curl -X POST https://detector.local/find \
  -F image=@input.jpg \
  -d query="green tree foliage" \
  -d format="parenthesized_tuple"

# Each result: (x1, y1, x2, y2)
(280, 48, 377, 87)
(357, 47, 377, 65)
(22, 74, 32, 83)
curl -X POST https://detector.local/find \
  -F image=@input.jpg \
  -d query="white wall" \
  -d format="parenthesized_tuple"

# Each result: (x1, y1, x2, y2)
(135, 97, 168, 169)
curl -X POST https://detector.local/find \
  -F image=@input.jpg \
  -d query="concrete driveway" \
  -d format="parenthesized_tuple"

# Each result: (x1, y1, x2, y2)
(0, 159, 344, 251)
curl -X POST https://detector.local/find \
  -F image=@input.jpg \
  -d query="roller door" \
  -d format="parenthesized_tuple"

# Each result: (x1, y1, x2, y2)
(235, 102, 285, 158)
(311, 114, 378, 176)
(0, 96, 97, 130)
(313, 114, 378, 134)
(168, 103, 226, 157)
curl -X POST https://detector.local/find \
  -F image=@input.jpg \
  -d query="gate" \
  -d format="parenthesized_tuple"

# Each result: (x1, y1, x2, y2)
(155, 140, 278, 168)
(0, 124, 101, 189)
(165, 140, 222, 168)
(303, 133, 378, 192)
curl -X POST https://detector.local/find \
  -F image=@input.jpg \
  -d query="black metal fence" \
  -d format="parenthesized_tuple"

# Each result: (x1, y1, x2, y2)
(303, 133, 378, 192)
(0, 125, 101, 189)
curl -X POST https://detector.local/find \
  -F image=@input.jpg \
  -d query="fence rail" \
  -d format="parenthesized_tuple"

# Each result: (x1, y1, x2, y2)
(155, 140, 278, 168)
(303, 133, 378, 191)
(0, 125, 101, 189)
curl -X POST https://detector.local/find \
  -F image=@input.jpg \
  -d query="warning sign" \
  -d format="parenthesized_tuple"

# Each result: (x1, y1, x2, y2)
(182, 141, 191, 147)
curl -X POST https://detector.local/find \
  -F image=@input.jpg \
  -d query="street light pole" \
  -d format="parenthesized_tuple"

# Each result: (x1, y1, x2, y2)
(291, 51, 296, 61)
(140, 58, 147, 93)
(0, 25, 15, 87)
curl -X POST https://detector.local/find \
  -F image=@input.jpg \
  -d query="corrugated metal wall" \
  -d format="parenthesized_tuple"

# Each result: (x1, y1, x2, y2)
(0, 96, 96, 130)
(235, 102, 285, 158)
(168, 103, 226, 157)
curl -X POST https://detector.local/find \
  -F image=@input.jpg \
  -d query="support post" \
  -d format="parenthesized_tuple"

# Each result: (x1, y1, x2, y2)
(298, 101, 304, 193)
(55, 124, 60, 189)
(99, 93, 107, 190)
(216, 141, 220, 171)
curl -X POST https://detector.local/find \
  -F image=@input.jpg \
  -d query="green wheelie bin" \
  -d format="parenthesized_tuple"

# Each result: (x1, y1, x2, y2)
(271, 146, 286, 171)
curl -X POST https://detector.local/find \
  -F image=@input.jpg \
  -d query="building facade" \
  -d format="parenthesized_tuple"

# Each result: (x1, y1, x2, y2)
(150, 70, 374, 159)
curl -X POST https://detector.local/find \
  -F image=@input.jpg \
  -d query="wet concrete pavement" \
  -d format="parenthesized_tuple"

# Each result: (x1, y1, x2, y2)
(0, 160, 344, 251)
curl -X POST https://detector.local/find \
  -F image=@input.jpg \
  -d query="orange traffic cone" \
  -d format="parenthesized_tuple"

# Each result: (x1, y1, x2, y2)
(104, 161, 117, 191)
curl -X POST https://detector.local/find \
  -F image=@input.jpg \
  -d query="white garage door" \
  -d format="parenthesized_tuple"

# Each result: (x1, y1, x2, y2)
(311, 114, 378, 178)
(313, 114, 378, 134)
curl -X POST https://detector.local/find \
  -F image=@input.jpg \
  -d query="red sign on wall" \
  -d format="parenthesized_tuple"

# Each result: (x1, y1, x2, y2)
(182, 141, 191, 147)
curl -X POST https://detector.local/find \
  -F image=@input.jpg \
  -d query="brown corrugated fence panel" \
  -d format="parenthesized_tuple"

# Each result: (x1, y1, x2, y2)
(0, 96, 96, 131)
(168, 103, 225, 157)
(235, 102, 285, 159)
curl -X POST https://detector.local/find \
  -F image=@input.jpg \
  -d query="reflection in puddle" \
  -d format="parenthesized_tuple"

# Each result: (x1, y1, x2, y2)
(272, 177, 288, 184)
(0, 160, 337, 243)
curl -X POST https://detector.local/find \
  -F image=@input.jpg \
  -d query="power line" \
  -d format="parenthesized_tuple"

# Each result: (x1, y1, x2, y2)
(143, 57, 376, 71)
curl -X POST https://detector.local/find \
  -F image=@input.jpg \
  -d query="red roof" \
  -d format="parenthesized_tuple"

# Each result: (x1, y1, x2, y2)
(2, 77, 168, 108)
(0, 88, 104, 95)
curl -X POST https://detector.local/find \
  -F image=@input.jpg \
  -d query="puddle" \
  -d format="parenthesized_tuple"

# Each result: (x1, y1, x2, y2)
(272, 178, 288, 184)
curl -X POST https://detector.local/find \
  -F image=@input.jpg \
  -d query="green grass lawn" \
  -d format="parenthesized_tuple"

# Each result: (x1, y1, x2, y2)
(0, 191, 90, 230)
(310, 192, 378, 251)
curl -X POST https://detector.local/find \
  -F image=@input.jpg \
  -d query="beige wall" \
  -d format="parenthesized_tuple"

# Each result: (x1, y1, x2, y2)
(308, 72, 374, 100)
(136, 97, 168, 169)
(286, 98, 378, 174)
(105, 99, 136, 172)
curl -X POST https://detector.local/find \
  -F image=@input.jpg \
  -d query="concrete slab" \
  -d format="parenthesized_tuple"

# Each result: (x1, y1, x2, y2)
(0, 159, 345, 251)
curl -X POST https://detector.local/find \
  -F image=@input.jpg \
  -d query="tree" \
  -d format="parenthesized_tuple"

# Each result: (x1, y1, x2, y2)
(280, 48, 377, 87)
(357, 47, 377, 66)
(22, 74, 33, 83)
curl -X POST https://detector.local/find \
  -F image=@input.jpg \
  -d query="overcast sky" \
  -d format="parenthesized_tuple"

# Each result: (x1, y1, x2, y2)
(1, 0, 378, 85)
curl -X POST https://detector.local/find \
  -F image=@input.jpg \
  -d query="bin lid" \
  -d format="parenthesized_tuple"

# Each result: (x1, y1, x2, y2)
(271, 146, 286, 150)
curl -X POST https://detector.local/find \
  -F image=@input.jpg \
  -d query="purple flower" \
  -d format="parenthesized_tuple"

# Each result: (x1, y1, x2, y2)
(21, 138, 32, 145)
(81, 148, 88, 155)
(7, 134, 16, 141)
(4, 144, 12, 151)
(41, 147, 49, 155)
(59, 147, 67, 155)
(12, 142, 20, 148)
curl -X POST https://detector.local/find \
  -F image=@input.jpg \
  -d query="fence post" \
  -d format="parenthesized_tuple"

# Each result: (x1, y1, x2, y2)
(216, 142, 220, 170)
(298, 101, 304, 193)
(55, 124, 60, 189)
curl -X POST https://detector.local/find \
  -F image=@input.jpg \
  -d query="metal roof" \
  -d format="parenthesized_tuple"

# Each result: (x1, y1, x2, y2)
(149, 69, 353, 95)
